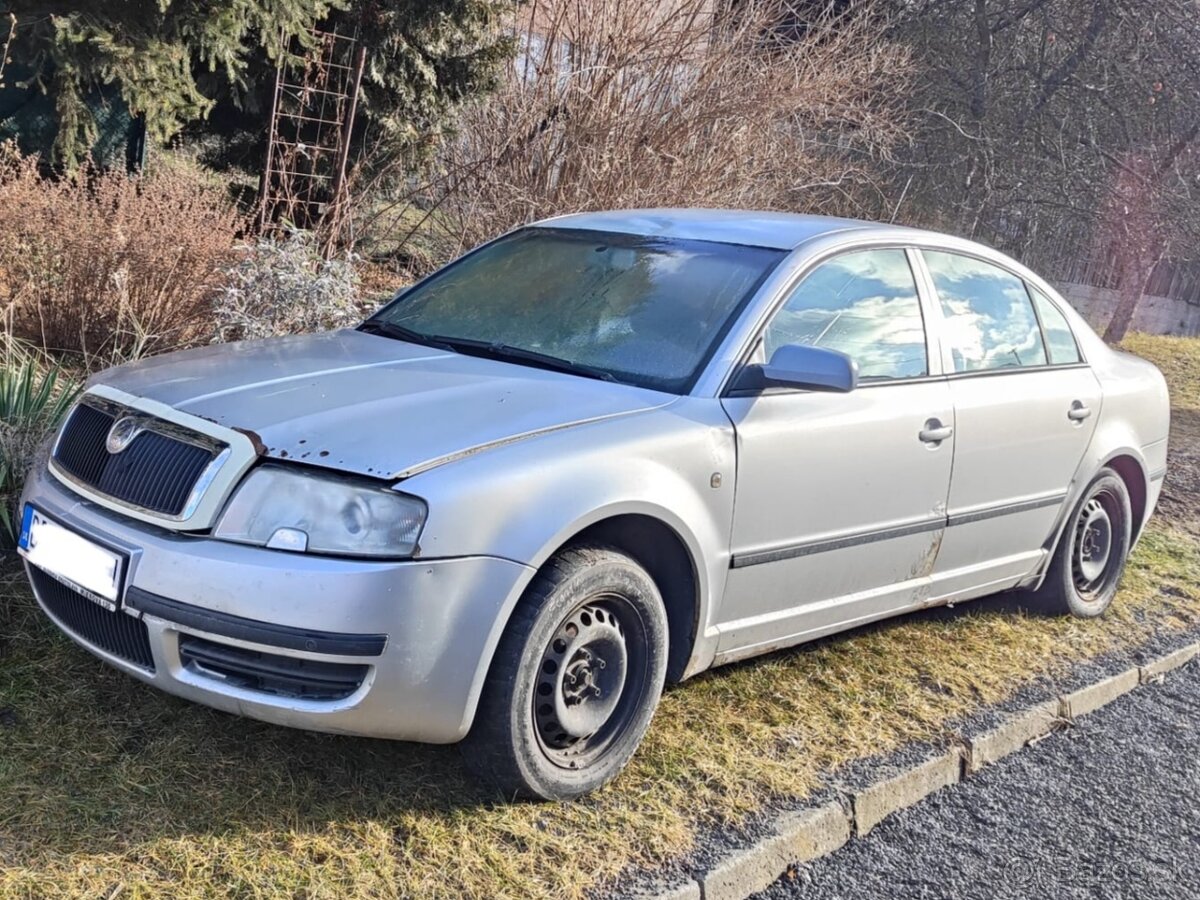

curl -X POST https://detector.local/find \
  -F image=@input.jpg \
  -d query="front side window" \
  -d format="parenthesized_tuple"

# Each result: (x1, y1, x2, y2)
(1029, 287, 1082, 365)
(370, 228, 785, 393)
(762, 249, 928, 380)
(924, 251, 1048, 372)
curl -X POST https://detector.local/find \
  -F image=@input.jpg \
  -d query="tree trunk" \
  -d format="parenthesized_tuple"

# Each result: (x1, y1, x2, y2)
(1102, 255, 1157, 344)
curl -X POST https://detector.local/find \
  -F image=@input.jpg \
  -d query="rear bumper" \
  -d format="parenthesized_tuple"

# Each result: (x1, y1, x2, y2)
(1141, 438, 1168, 544)
(21, 464, 535, 743)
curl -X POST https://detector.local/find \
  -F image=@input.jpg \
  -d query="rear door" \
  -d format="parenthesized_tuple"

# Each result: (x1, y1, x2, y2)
(918, 250, 1102, 596)
(716, 248, 954, 661)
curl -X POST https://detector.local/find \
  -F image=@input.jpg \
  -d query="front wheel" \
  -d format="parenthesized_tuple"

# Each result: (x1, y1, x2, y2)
(1023, 468, 1133, 617)
(462, 545, 668, 800)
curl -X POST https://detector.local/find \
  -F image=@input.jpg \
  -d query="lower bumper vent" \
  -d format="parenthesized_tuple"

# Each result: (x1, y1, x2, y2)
(30, 567, 155, 670)
(178, 635, 368, 701)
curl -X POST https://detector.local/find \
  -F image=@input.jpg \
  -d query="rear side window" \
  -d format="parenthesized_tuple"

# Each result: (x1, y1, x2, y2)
(924, 251, 1048, 373)
(1029, 287, 1082, 365)
(763, 249, 928, 380)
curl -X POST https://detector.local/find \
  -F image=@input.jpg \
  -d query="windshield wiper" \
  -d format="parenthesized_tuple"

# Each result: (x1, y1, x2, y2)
(358, 320, 456, 352)
(428, 335, 618, 383)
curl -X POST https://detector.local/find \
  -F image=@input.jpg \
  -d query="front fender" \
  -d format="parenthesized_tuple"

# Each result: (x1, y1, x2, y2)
(398, 398, 737, 720)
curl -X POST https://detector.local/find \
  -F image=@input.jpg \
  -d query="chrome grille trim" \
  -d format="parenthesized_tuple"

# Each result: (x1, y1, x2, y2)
(49, 396, 232, 523)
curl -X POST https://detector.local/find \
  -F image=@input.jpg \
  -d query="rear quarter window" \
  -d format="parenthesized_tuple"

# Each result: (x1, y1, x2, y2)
(1029, 286, 1083, 365)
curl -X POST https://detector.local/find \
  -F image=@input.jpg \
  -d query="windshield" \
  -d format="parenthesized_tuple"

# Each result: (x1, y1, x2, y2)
(367, 228, 785, 393)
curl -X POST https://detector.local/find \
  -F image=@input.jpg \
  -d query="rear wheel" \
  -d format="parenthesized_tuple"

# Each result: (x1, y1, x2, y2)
(462, 545, 668, 800)
(1024, 468, 1132, 617)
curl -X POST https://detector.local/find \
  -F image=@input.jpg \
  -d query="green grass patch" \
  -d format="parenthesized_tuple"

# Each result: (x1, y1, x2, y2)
(2, 333, 1199, 899)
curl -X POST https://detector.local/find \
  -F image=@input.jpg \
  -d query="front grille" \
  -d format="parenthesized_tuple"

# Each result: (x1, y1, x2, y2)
(52, 401, 220, 517)
(30, 567, 155, 670)
(179, 635, 369, 701)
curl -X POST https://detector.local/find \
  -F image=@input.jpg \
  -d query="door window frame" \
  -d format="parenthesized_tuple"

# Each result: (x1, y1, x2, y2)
(1026, 282, 1084, 366)
(722, 245, 945, 397)
(719, 239, 1092, 398)
(910, 247, 1091, 380)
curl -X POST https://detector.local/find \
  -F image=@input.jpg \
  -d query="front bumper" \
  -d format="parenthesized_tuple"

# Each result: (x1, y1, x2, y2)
(21, 465, 535, 743)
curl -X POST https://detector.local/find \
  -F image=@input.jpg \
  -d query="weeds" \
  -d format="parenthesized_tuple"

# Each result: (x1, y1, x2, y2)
(0, 335, 79, 547)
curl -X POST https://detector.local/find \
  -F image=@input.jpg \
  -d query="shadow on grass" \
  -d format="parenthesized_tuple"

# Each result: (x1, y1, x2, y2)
(0, 555, 1060, 862)
(0, 566, 498, 855)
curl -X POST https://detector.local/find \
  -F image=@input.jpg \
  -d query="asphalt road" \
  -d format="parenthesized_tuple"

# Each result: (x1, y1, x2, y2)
(756, 660, 1200, 900)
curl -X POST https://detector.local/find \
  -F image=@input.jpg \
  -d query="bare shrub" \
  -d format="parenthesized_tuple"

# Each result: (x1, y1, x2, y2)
(0, 146, 242, 365)
(355, 0, 912, 265)
(211, 230, 367, 342)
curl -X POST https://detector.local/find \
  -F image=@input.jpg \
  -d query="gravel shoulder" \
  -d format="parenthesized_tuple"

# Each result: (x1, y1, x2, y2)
(754, 656, 1200, 900)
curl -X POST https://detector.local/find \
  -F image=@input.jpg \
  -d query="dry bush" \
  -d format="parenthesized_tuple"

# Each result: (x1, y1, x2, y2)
(0, 147, 242, 364)
(211, 230, 368, 342)
(357, 0, 912, 264)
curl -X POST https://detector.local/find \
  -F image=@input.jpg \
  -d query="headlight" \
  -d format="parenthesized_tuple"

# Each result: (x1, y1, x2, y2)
(213, 465, 426, 558)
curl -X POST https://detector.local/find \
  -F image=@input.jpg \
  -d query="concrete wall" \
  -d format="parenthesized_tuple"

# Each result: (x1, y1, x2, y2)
(1055, 282, 1200, 338)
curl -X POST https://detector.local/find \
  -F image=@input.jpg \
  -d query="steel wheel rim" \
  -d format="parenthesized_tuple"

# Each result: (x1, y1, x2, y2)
(532, 593, 648, 770)
(1072, 489, 1120, 598)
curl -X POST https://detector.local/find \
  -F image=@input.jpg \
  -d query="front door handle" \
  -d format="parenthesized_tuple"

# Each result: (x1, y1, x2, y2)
(1068, 401, 1092, 422)
(919, 418, 954, 444)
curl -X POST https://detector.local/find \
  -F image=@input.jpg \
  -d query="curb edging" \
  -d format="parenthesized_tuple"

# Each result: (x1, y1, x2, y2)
(700, 803, 849, 900)
(639, 640, 1200, 900)
(1139, 643, 1199, 682)
(963, 699, 1058, 774)
(851, 750, 959, 837)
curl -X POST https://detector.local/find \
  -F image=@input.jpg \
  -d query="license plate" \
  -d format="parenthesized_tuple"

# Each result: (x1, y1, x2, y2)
(18, 505, 126, 611)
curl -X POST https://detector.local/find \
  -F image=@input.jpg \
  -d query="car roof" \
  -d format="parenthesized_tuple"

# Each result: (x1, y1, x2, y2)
(532, 208, 930, 251)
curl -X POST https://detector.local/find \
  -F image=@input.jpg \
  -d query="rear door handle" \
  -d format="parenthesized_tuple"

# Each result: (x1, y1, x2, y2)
(1068, 401, 1092, 422)
(919, 419, 954, 444)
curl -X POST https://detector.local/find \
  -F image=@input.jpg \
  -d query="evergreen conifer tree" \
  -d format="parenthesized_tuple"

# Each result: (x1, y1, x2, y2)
(4, 1, 512, 169)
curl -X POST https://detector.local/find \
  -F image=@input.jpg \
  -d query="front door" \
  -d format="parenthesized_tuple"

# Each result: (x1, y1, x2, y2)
(716, 248, 954, 662)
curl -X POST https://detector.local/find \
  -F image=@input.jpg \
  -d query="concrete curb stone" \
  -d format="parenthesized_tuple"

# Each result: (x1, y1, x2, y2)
(635, 644, 1199, 900)
(963, 699, 1059, 774)
(852, 750, 960, 836)
(699, 803, 850, 900)
(1139, 641, 1200, 682)
(625, 878, 701, 900)
(1059, 668, 1140, 720)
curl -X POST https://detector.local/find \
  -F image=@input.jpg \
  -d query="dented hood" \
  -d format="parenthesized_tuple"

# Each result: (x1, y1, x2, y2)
(97, 329, 673, 479)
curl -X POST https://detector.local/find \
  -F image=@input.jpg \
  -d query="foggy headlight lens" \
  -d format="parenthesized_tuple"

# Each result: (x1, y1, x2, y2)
(214, 465, 426, 558)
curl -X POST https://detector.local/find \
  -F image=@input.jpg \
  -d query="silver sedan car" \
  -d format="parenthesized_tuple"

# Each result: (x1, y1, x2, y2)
(18, 210, 1169, 799)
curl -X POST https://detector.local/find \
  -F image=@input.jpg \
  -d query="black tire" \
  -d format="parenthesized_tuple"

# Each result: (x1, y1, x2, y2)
(1023, 468, 1133, 617)
(462, 544, 669, 800)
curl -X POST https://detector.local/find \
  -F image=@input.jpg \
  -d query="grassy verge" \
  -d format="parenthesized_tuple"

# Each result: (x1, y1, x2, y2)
(2, 334, 1198, 899)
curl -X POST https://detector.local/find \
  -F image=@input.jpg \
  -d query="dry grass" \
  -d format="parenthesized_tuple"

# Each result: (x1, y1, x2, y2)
(1, 333, 1198, 900)
(1124, 333, 1200, 537)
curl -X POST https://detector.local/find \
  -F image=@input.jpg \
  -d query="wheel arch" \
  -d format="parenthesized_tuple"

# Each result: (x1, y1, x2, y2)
(457, 501, 716, 739)
(1104, 453, 1148, 540)
(1030, 448, 1149, 591)
(563, 514, 701, 683)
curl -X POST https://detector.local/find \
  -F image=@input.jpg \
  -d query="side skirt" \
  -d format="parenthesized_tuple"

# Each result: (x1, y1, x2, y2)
(711, 558, 1043, 668)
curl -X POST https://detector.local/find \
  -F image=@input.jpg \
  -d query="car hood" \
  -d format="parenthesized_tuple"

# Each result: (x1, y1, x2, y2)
(96, 329, 675, 479)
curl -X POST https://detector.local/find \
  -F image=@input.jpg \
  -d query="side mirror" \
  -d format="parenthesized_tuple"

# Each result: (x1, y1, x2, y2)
(732, 344, 859, 393)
